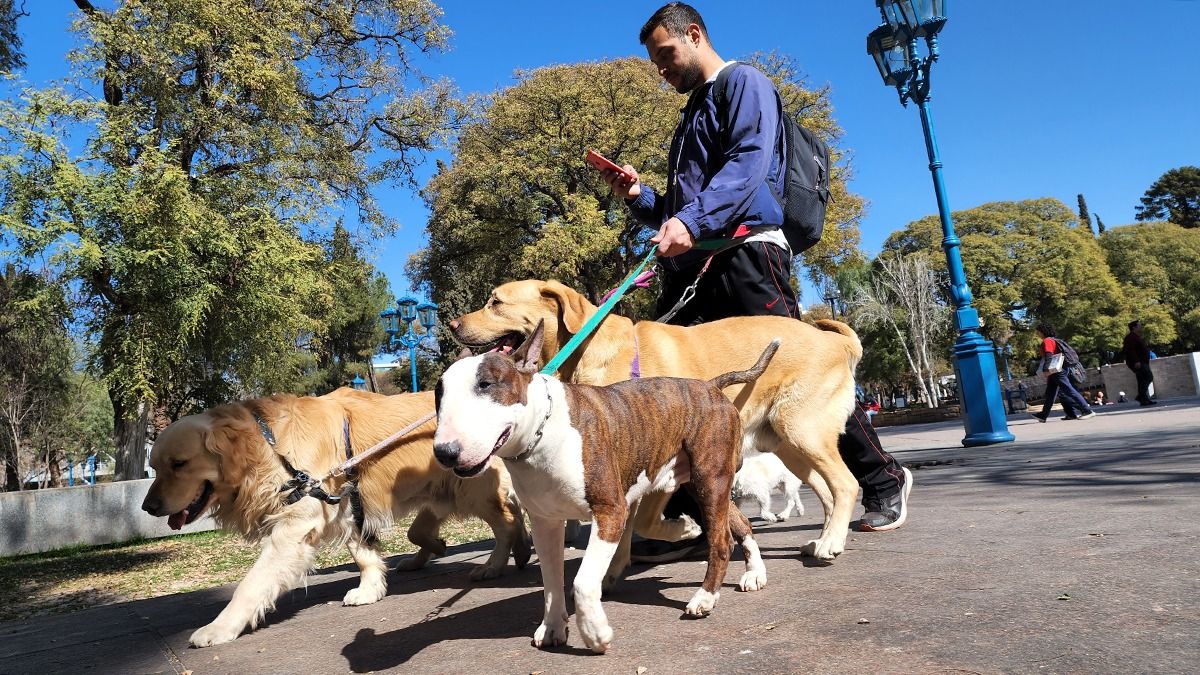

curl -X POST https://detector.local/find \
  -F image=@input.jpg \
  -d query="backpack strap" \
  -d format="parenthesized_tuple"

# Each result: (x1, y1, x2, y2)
(711, 62, 736, 141)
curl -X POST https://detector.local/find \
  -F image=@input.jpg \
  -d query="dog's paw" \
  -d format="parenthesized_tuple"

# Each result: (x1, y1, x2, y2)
(343, 582, 386, 606)
(577, 615, 614, 654)
(189, 622, 242, 648)
(513, 538, 532, 569)
(760, 512, 779, 523)
(469, 564, 502, 581)
(678, 514, 704, 541)
(739, 568, 767, 592)
(684, 588, 719, 617)
(394, 553, 432, 572)
(532, 617, 569, 649)
(801, 537, 844, 561)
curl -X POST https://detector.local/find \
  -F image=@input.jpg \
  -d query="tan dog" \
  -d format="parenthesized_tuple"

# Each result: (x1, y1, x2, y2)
(449, 279, 862, 579)
(141, 388, 529, 647)
(433, 321, 774, 653)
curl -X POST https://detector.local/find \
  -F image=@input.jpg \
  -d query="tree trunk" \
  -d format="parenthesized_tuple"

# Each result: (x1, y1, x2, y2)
(366, 354, 379, 393)
(113, 397, 150, 481)
(3, 442, 19, 491)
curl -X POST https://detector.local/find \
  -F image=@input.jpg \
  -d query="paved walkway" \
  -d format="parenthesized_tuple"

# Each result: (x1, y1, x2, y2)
(3, 399, 1197, 674)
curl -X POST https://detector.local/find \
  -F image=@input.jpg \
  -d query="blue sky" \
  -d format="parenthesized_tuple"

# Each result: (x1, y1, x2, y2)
(13, 1, 1199, 309)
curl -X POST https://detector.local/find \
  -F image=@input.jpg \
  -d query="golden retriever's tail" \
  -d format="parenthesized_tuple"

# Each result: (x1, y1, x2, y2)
(709, 339, 781, 390)
(814, 319, 864, 371)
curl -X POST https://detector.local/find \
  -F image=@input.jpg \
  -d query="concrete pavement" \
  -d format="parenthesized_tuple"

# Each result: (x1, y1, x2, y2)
(2, 399, 1197, 674)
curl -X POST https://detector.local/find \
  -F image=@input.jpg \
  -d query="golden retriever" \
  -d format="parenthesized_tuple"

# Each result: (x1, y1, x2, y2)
(142, 388, 529, 647)
(449, 279, 861, 580)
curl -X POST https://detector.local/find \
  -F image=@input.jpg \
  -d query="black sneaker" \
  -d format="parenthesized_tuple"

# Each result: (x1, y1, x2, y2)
(629, 536, 707, 564)
(857, 468, 913, 532)
(1029, 412, 1048, 423)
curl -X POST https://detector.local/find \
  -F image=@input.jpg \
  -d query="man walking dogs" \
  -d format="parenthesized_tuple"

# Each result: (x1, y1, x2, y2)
(600, 3, 913, 563)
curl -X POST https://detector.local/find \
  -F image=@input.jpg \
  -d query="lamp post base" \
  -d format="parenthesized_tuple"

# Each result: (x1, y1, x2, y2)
(954, 330, 1016, 447)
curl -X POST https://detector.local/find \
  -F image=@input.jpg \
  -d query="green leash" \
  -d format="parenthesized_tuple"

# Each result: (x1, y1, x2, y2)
(538, 235, 741, 376)
(540, 250, 658, 376)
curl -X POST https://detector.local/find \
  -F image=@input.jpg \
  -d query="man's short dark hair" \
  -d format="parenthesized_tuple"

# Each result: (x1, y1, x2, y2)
(1036, 324, 1057, 338)
(1128, 319, 1141, 331)
(640, 2, 708, 44)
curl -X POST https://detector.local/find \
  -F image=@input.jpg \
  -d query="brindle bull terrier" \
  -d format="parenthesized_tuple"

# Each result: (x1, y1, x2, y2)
(433, 319, 778, 654)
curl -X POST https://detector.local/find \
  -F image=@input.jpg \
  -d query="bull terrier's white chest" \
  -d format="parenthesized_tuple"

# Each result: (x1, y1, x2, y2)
(504, 423, 591, 521)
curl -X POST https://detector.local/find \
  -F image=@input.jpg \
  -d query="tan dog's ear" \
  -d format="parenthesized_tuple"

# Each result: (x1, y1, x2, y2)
(540, 280, 591, 334)
(204, 411, 255, 485)
(511, 319, 545, 374)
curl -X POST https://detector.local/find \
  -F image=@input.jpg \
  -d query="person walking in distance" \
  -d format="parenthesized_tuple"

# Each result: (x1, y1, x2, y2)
(1031, 324, 1095, 422)
(1123, 320, 1156, 406)
(599, 2, 913, 562)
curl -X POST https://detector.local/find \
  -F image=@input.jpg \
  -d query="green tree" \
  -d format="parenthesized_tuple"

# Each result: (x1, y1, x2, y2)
(882, 198, 1129, 368)
(0, 0, 460, 479)
(310, 223, 393, 395)
(1135, 166, 1200, 229)
(1100, 221, 1200, 352)
(409, 54, 865, 343)
(1077, 194, 1093, 237)
(0, 0, 25, 73)
(0, 264, 72, 490)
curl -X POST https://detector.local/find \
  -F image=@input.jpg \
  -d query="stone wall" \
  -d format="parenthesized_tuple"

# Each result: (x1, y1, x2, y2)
(0, 479, 216, 557)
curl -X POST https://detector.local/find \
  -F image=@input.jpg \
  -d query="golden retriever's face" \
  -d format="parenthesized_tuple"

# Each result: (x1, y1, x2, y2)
(142, 415, 222, 530)
(450, 280, 588, 354)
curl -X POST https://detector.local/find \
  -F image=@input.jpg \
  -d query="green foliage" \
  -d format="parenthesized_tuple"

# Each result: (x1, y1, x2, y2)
(1100, 221, 1200, 352)
(1135, 166, 1200, 229)
(0, 0, 459, 426)
(410, 54, 865, 353)
(881, 198, 1129, 367)
(0, 0, 24, 73)
(0, 264, 106, 490)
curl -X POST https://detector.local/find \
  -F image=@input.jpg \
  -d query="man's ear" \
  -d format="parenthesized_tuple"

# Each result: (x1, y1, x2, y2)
(511, 319, 545, 374)
(540, 280, 591, 334)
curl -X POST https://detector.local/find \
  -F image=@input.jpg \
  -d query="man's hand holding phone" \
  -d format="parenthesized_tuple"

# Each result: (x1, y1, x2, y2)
(586, 150, 640, 200)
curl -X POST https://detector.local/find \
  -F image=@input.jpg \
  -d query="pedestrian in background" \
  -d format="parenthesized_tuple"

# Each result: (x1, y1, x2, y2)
(1031, 324, 1095, 422)
(1123, 320, 1156, 406)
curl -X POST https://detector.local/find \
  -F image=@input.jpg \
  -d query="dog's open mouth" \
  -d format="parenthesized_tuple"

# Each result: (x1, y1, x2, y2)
(453, 425, 512, 478)
(461, 331, 525, 353)
(167, 480, 214, 530)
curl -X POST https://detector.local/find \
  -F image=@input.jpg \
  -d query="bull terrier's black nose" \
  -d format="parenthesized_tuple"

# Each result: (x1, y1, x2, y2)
(433, 441, 462, 469)
(141, 495, 161, 515)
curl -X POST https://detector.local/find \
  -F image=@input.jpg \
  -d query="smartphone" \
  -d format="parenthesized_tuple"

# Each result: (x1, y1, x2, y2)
(585, 149, 632, 181)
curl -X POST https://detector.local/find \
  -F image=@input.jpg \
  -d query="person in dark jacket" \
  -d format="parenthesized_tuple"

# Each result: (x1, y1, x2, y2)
(1123, 320, 1156, 406)
(599, 2, 912, 563)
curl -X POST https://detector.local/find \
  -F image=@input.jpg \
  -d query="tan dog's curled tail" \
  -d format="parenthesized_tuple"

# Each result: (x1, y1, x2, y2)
(708, 339, 781, 390)
(813, 319, 864, 370)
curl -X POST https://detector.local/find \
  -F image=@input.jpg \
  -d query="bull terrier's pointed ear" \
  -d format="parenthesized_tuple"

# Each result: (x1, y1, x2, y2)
(455, 347, 474, 361)
(511, 319, 544, 374)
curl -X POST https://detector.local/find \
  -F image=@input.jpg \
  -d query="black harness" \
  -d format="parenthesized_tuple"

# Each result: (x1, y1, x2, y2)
(253, 410, 372, 541)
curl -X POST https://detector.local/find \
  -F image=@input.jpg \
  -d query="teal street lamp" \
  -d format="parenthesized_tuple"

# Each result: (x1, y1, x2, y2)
(350, 375, 366, 391)
(824, 288, 842, 319)
(867, 0, 1014, 446)
(380, 296, 439, 393)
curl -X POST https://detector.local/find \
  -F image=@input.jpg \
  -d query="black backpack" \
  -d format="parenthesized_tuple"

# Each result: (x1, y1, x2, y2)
(1053, 338, 1087, 389)
(713, 64, 830, 254)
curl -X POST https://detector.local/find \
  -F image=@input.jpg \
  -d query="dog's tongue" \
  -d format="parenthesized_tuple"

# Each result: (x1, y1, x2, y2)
(168, 510, 187, 530)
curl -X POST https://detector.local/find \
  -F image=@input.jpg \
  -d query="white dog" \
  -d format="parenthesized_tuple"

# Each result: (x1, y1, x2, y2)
(732, 453, 804, 523)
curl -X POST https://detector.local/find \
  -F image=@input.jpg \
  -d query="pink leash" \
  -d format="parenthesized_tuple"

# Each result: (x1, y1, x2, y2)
(600, 267, 656, 304)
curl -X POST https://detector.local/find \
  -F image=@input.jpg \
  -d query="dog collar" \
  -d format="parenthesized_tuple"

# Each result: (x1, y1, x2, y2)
(507, 375, 554, 462)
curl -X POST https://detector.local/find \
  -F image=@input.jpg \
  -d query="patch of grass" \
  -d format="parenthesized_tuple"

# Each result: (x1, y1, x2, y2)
(0, 514, 495, 623)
